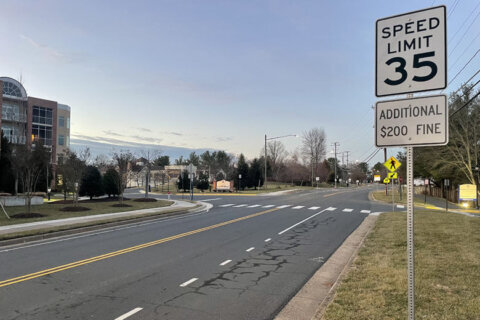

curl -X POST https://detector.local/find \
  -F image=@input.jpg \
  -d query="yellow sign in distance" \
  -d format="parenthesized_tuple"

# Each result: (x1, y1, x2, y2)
(383, 178, 390, 184)
(384, 156, 401, 172)
(388, 172, 398, 179)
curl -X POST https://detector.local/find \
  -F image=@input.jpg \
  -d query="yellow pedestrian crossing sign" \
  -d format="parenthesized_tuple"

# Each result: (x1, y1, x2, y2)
(384, 156, 401, 172)
(383, 178, 390, 184)
(388, 172, 398, 179)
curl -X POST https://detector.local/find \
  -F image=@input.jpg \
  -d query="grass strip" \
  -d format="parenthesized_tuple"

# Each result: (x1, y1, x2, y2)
(322, 210, 480, 320)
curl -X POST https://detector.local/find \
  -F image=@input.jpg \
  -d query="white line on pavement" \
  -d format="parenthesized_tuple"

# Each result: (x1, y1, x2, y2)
(264, 238, 271, 242)
(325, 207, 337, 211)
(262, 205, 275, 208)
(292, 206, 305, 209)
(370, 212, 383, 216)
(361, 210, 371, 214)
(343, 208, 353, 212)
(219, 204, 234, 207)
(397, 205, 405, 209)
(278, 209, 328, 235)
(276, 205, 291, 209)
(115, 307, 143, 320)
(246, 247, 255, 252)
(308, 206, 320, 210)
(180, 278, 198, 287)
(247, 204, 261, 208)
(220, 260, 232, 266)
(201, 198, 222, 201)
(233, 204, 248, 208)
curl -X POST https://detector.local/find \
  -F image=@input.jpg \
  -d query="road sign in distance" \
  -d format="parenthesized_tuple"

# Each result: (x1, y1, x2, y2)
(376, 6, 446, 97)
(376, 94, 448, 147)
(384, 178, 391, 184)
(374, 174, 381, 182)
(388, 172, 398, 179)
(384, 156, 402, 172)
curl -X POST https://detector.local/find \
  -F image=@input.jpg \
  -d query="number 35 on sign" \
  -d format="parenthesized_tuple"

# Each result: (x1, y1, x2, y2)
(376, 6, 446, 97)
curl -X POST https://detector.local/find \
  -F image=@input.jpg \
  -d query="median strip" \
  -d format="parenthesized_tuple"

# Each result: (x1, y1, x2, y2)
(0, 207, 280, 288)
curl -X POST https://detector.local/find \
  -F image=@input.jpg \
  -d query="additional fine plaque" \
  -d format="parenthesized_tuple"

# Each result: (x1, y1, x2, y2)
(375, 95, 448, 147)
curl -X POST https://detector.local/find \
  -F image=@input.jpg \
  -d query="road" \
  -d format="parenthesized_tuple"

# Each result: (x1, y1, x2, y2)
(0, 186, 391, 320)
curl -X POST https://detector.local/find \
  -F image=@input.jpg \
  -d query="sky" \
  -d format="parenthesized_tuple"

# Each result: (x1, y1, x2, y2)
(1, 0, 479, 165)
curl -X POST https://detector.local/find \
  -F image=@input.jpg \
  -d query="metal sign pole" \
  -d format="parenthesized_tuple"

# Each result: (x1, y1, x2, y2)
(407, 146, 415, 320)
(392, 178, 395, 212)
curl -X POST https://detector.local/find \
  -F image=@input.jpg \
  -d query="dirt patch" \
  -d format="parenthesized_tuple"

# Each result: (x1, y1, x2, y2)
(111, 203, 133, 208)
(60, 206, 91, 212)
(11, 213, 46, 219)
(133, 198, 157, 202)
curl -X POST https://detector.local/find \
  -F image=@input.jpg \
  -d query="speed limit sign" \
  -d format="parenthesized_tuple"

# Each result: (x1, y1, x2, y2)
(376, 6, 446, 97)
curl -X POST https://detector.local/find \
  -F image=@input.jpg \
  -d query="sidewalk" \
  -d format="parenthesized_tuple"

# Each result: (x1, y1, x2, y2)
(0, 200, 207, 238)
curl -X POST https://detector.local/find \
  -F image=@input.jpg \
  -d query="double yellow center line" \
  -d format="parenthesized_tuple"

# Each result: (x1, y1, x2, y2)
(0, 207, 280, 288)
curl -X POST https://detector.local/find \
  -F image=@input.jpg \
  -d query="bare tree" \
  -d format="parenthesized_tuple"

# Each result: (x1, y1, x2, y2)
(139, 149, 161, 198)
(113, 151, 135, 204)
(264, 140, 288, 181)
(10, 144, 50, 215)
(301, 128, 327, 186)
(58, 149, 88, 205)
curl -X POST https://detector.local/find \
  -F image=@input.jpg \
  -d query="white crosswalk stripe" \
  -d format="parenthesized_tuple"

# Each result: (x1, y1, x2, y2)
(247, 204, 261, 208)
(360, 210, 371, 214)
(343, 208, 353, 212)
(276, 205, 291, 209)
(233, 204, 248, 208)
(308, 206, 320, 210)
(262, 205, 275, 208)
(219, 204, 234, 207)
(292, 206, 304, 210)
(326, 207, 337, 211)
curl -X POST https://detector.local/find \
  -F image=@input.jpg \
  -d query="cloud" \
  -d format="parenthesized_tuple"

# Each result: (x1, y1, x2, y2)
(19, 34, 79, 63)
(103, 130, 124, 137)
(162, 131, 183, 136)
(216, 136, 233, 142)
(136, 127, 152, 133)
(71, 133, 163, 147)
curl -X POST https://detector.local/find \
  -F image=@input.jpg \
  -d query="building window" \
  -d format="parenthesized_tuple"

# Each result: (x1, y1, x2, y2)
(32, 124, 53, 146)
(32, 106, 53, 126)
(66, 136, 70, 147)
(66, 117, 70, 129)
(58, 135, 65, 146)
(59, 116, 65, 127)
(2, 82, 22, 97)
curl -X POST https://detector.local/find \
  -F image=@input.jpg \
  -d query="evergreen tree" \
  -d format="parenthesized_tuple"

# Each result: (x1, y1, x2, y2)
(248, 158, 264, 190)
(79, 166, 104, 200)
(196, 172, 209, 192)
(177, 170, 191, 192)
(103, 168, 120, 197)
(237, 154, 249, 190)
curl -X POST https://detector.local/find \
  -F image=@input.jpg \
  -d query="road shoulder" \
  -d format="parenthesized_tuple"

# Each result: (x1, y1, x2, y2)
(275, 214, 378, 320)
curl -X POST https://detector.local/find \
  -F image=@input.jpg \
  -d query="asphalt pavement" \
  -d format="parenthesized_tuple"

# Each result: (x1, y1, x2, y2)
(0, 186, 391, 320)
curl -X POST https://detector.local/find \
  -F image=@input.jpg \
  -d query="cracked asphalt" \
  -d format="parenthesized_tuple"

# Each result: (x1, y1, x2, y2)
(0, 186, 391, 319)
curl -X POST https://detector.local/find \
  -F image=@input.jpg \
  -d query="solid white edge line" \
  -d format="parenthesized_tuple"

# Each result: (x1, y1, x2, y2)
(246, 247, 255, 252)
(180, 278, 198, 287)
(115, 307, 143, 320)
(220, 259, 232, 266)
(278, 209, 328, 235)
(264, 238, 271, 242)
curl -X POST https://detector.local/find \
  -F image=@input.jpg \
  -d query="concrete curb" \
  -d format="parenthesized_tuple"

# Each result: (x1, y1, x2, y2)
(275, 215, 379, 320)
(0, 201, 209, 247)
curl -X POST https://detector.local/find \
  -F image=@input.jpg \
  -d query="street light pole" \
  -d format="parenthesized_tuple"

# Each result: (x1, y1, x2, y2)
(332, 142, 339, 188)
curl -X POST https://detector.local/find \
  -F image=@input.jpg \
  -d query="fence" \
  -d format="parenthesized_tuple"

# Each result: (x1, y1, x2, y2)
(414, 185, 458, 203)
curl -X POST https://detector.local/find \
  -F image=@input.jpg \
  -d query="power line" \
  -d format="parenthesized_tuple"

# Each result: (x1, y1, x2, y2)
(449, 1, 480, 43)
(451, 73, 480, 97)
(450, 89, 480, 118)
(449, 9, 480, 56)
(447, 49, 480, 87)
(449, 31, 480, 71)
(448, 0, 460, 18)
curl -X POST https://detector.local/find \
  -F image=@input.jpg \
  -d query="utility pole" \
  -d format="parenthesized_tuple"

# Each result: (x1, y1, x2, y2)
(264, 134, 267, 190)
(332, 142, 339, 188)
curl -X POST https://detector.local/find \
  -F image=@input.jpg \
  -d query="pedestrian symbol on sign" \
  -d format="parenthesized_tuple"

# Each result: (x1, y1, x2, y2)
(384, 156, 401, 172)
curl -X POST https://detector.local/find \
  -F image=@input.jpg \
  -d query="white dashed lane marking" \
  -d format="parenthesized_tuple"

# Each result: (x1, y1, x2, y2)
(276, 205, 291, 209)
(292, 206, 305, 210)
(342, 208, 353, 212)
(115, 308, 143, 320)
(264, 238, 271, 242)
(308, 206, 320, 210)
(220, 260, 232, 266)
(262, 205, 275, 208)
(325, 207, 337, 211)
(246, 247, 255, 252)
(219, 204, 234, 207)
(361, 210, 371, 214)
(180, 278, 198, 287)
(233, 204, 248, 208)
(247, 204, 261, 208)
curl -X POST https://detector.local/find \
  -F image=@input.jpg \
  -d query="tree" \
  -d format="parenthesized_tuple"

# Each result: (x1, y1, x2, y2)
(236, 154, 249, 190)
(10, 143, 50, 215)
(57, 149, 87, 204)
(174, 156, 187, 165)
(177, 170, 190, 192)
(103, 168, 120, 197)
(248, 158, 263, 189)
(187, 152, 200, 166)
(0, 131, 15, 194)
(264, 140, 288, 181)
(154, 155, 170, 167)
(302, 128, 327, 186)
(79, 166, 104, 200)
(113, 151, 135, 204)
(196, 172, 209, 192)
